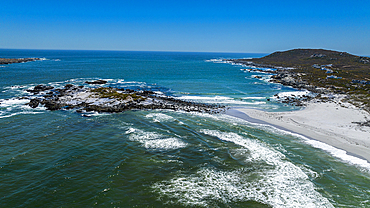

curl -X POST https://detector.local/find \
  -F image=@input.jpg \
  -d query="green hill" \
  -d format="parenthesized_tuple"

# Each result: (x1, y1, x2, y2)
(232, 49, 370, 111)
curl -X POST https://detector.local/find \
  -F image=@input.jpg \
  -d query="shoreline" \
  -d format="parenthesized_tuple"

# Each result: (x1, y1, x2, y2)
(226, 99, 370, 166)
(226, 49, 370, 113)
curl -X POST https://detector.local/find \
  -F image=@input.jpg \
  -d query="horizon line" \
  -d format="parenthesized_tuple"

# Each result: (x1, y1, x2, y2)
(0, 48, 268, 55)
(1, 48, 369, 57)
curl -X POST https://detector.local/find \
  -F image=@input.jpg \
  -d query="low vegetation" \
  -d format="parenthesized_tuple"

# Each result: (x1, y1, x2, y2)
(90, 87, 145, 101)
(233, 49, 370, 111)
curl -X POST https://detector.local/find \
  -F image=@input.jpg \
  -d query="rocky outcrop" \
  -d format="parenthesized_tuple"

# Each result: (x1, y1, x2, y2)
(26, 85, 54, 94)
(270, 71, 325, 93)
(0, 58, 41, 65)
(24, 83, 225, 114)
(224, 49, 370, 108)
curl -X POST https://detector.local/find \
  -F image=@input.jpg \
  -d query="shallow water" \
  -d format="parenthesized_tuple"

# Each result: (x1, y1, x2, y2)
(0, 49, 369, 207)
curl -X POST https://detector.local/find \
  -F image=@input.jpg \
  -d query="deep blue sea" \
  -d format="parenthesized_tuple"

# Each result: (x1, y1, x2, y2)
(0, 49, 369, 207)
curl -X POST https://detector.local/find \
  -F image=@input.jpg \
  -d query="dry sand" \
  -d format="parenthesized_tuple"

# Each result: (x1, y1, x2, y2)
(233, 99, 370, 163)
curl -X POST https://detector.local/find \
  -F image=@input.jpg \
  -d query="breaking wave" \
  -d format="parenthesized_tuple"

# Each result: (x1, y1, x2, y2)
(126, 128, 187, 150)
(153, 129, 333, 207)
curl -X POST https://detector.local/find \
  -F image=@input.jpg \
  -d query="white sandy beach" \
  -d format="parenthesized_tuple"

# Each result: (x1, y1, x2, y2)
(235, 99, 370, 163)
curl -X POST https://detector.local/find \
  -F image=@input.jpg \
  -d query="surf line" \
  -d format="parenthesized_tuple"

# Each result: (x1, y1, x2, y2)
(225, 108, 370, 171)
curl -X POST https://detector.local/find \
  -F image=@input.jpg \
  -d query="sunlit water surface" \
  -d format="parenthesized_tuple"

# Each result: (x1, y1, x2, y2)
(0, 50, 369, 207)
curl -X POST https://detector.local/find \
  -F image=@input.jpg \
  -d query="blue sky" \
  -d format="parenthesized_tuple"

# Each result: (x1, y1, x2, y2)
(1, 0, 370, 55)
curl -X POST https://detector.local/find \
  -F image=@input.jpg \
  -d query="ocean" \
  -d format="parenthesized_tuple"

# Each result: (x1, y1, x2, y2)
(0, 49, 369, 207)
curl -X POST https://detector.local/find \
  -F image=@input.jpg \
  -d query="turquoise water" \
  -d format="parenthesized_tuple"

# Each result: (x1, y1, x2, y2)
(0, 49, 369, 207)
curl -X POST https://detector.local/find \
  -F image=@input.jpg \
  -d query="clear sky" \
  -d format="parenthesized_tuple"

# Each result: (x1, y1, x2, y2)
(1, 0, 370, 55)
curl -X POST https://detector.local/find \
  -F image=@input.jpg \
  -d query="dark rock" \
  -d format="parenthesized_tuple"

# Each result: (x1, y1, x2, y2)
(26, 85, 54, 94)
(64, 84, 75, 89)
(41, 99, 63, 110)
(34, 85, 54, 91)
(28, 98, 41, 108)
(0, 58, 41, 65)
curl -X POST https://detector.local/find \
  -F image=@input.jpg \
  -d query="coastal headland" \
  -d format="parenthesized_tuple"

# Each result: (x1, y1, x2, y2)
(227, 49, 370, 163)
(227, 48, 370, 112)
(0, 57, 41, 64)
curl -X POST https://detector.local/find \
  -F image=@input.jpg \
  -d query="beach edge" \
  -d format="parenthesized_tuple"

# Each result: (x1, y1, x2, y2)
(226, 101, 370, 166)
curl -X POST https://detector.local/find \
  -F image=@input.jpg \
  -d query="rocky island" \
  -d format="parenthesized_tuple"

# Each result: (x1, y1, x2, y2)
(24, 81, 225, 115)
(227, 49, 370, 112)
(0, 57, 41, 64)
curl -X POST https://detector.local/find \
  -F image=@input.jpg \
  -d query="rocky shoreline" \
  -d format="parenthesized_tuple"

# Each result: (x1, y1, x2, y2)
(0, 58, 41, 65)
(23, 81, 226, 115)
(225, 49, 370, 111)
(229, 60, 327, 94)
(231, 61, 327, 107)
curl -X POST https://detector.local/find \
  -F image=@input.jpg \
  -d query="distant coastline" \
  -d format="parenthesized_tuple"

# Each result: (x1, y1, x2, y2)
(0, 57, 41, 65)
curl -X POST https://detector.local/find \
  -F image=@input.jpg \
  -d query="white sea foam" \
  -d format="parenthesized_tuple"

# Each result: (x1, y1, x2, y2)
(249, 121, 370, 172)
(205, 58, 222, 62)
(242, 67, 276, 73)
(146, 113, 175, 123)
(231, 62, 244, 66)
(126, 128, 187, 150)
(125, 127, 136, 134)
(200, 129, 284, 164)
(121, 81, 145, 84)
(242, 96, 266, 100)
(153, 91, 163, 95)
(153, 129, 333, 207)
(58, 78, 125, 87)
(0, 111, 43, 119)
(179, 95, 268, 105)
(2, 79, 147, 100)
(0, 98, 47, 119)
(248, 101, 266, 105)
(209, 113, 370, 172)
(205, 59, 228, 63)
(275, 90, 310, 98)
(250, 74, 273, 83)
(304, 140, 370, 171)
(178, 95, 258, 105)
(277, 129, 370, 171)
(142, 137, 186, 149)
(205, 59, 248, 66)
(0, 98, 29, 107)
